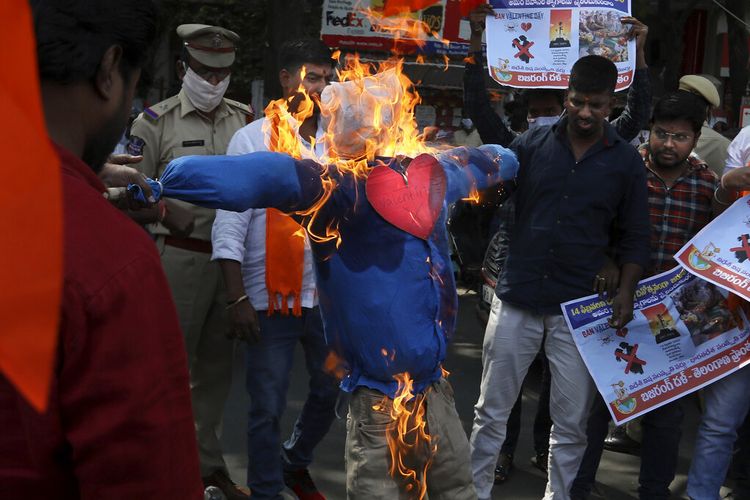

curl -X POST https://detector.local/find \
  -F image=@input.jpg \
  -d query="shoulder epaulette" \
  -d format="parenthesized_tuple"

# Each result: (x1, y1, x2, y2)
(224, 98, 252, 115)
(142, 94, 181, 121)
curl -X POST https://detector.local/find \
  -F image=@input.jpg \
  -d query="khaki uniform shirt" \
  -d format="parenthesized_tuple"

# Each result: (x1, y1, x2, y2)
(453, 128, 483, 148)
(695, 123, 731, 178)
(129, 89, 251, 241)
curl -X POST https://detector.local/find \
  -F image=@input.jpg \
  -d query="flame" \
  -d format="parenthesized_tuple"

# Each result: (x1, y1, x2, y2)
(461, 187, 481, 204)
(385, 372, 436, 499)
(263, 55, 435, 244)
(261, 9, 452, 245)
(259, 11, 455, 498)
(323, 351, 348, 381)
(262, 65, 318, 161)
(364, 7, 436, 51)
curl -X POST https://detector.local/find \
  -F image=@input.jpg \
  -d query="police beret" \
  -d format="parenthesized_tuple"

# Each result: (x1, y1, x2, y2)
(176, 24, 239, 68)
(678, 75, 720, 108)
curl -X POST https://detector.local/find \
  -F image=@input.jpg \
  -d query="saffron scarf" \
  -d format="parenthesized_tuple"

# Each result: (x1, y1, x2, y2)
(265, 112, 305, 316)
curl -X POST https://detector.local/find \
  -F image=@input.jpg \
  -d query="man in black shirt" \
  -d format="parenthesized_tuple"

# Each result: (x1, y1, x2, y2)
(469, 55, 650, 500)
(463, 4, 651, 486)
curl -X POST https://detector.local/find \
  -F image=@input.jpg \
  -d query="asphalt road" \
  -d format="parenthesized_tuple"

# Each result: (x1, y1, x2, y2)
(220, 289, 707, 499)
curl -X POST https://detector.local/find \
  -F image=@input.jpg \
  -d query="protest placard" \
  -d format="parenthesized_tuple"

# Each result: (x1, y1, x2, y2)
(485, 0, 635, 90)
(675, 195, 750, 302)
(562, 267, 750, 425)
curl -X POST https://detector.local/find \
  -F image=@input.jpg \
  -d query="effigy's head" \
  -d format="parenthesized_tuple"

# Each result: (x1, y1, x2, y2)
(320, 68, 402, 159)
(318, 56, 431, 163)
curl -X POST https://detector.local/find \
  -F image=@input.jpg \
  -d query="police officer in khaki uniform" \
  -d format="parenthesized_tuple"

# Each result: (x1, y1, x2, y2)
(678, 74, 731, 178)
(129, 24, 251, 500)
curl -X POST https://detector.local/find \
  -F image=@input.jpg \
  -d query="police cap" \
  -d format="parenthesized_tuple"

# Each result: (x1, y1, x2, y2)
(678, 75, 720, 108)
(177, 24, 239, 68)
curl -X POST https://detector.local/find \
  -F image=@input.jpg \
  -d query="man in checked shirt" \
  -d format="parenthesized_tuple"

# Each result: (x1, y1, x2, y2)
(571, 89, 726, 500)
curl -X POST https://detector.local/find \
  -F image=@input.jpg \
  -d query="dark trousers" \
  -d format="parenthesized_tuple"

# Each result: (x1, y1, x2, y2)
(730, 412, 750, 500)
(245, 308, 339, 499)
(500, 351, 552, 457)
(571, 395, 683, 500)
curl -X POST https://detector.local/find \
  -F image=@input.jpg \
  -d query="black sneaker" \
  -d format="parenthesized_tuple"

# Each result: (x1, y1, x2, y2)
(283, 468, 325, 500)
(202, 470, 250, 500)
(530, 452, 548, 474)
(494, 453, 514, 484)
(603, 426, 641, 456)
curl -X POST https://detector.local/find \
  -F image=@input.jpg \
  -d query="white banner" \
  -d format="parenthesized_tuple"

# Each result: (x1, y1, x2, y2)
(485, 0, 635, 90)
(562, 267, 750, 424)
(676, 195, 750, 303)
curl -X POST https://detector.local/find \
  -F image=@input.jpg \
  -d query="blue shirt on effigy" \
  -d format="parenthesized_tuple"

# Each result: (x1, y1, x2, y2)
(496, 117, 650, 315)
(159, 145, 518, 397)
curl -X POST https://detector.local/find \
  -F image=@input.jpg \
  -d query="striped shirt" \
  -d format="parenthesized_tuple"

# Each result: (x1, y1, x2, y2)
(641, 145, 718, 274)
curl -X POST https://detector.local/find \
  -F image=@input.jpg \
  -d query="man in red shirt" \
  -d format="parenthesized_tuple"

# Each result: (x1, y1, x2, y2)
(0, 1, 203, 498)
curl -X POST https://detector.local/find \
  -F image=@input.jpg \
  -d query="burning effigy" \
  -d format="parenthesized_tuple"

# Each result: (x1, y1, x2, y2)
(134, 28, 518, 500)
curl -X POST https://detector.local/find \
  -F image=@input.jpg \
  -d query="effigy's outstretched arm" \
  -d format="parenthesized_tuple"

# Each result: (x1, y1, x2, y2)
(157, 151, 325, 213)
(436, 144, 518, 204)
(131, 146, 517, 214)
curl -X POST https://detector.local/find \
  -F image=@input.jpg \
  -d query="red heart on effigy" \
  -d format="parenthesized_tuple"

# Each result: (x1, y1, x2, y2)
(616, 327, 629, 337)
(521, 22, 532, 31)
(365, 154, 447, 240)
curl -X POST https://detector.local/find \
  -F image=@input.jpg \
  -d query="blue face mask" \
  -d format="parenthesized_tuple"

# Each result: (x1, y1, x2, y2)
(527, 115, 560, 129)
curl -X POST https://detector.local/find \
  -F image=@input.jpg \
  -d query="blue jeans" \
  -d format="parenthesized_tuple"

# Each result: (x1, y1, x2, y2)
(245, 307, 339, 499)
(688, 366, 750, 500)
(571, 396, 683, 500)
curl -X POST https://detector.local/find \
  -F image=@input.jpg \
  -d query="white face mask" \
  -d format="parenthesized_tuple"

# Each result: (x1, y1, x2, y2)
(527, 115, 560, 129)
(181, 66, 230, 112)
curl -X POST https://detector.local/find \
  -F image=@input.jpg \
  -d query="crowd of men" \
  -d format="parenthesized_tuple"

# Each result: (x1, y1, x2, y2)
(2, 1, 750, 500)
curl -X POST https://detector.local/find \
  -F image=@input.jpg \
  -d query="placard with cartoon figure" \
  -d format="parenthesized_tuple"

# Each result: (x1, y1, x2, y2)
(676, 195, 750, 303)
(561, 267, 750, 425)
(485, 0, 635, 90)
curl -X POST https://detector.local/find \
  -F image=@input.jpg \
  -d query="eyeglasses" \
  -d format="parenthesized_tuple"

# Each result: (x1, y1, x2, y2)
(651, 128, 694, 144)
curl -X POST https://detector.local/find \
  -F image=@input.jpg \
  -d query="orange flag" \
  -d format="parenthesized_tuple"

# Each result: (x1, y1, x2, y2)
(0, 0, 63, 412)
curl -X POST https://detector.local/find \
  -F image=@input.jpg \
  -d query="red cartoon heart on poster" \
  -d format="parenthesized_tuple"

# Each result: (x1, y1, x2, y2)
(366, 154, 447, 240)
(521, 22, 532, 31)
